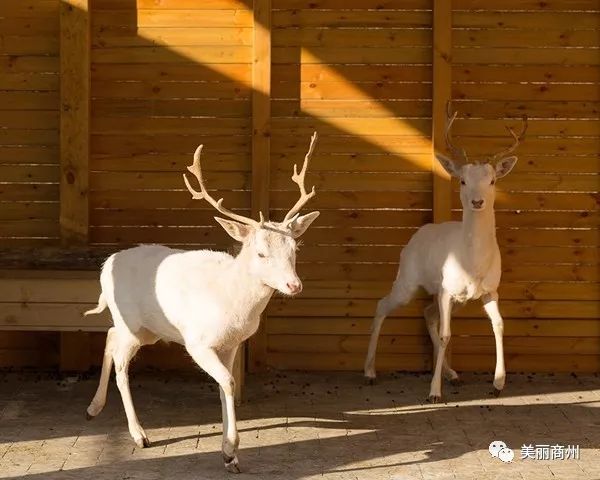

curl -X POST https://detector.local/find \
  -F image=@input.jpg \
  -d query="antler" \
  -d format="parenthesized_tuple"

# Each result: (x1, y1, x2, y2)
(183, 145, 264, 228)
(445, 101, 468, 163)
(490, 115, 528, 162)
(283, 132, 318, 222)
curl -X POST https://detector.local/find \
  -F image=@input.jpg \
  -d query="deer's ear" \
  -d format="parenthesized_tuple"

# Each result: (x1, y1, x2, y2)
(290, 211, 320, 239)
(495, 156, 517, 179)
(214, 217, 252, 242)
(435, 153, 461, 178)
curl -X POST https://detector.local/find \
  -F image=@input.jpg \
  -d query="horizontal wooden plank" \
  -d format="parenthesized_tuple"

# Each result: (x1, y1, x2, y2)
(0, 35, 59, 55)
(266, 351, 430, 371)
(92, 116, 250, 135)
(93, 27, 253, 47)
(453, 354, 600, 373)
(492, 192, 600, 210)
(272, 81, 432, 101)
(272, 47, 432, 65)
(273, 10, 432, 28)
(89, 225, 231, 245)
(454, 29, 600, 48)
(266, 317, 600, 337)
(94, 10, 253, 28)
(0, 183, 59, 201)
(0, 165, 59, 183)
(268, 334, 600, 355)
(91, 98, 251, 117)
(453, 65, 600, 83)
(0, 72, 58, 91)
(94, 0, 254, 8)
(453, 0, 600, 11)
(272, 99, 431, 118)
(272, 135, 432, 154)
(0, 220, 60, 238)
(92, 46, 252, 64)
(453, 47, 600, 66)
(453, 83, 600, 102)
(273, 152, 433, 172)
(0, 129, 59, 146)
(91, 154, 251, 174)
(91, 63, 252, 82)
(0, 18, 58, 36)
(91, 208, 430, 228)
(449, 100, 600, 119)
(453, 11, 600, 29)
(92, 80, 251, 100)
(0, 302, 109, 330)
(273, 28, 432, 48)
(0, 277, 98, 303)
(273, 0, 432, 8)
(0, 146, 58, 164)
(0, 202, 59, 222)
(267, 298, 600, 319)
(0, 91, 59, 111)
(273, 64, 432, 83)
(448, 119, 600, 137)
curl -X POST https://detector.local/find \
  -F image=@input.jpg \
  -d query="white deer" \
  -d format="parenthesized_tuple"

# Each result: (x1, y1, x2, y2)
(364, 108, 527, 403)
(84, 133, 320, 473)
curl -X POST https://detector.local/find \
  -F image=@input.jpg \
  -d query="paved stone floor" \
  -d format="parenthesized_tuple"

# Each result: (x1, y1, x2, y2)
(0, 370, 599, 480)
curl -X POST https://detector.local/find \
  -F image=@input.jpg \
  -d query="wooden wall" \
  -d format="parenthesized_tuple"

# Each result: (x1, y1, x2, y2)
(0, 0, 598, 372)
(0, 0, 61, 246)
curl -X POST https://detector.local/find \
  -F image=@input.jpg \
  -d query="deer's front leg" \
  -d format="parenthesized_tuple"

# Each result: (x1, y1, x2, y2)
(186, 344, 240, 473)
(482, 292, 506, 395)
(428, 289, 452, 403)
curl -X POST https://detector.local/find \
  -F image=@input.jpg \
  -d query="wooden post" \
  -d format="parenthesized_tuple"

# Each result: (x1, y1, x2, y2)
(248, 0, 271, 375)
(60, 0, 90, 244)
(59, 0, 91, 371)
(432, 0, 452, 224)
(432, 0, 453, 366)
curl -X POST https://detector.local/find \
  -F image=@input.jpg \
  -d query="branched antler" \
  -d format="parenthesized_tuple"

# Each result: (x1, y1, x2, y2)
(490, 115, 528, 163)
(183, 145, 264, 228)
(445, 101, 468, 163)
(283, 132, 318, 222)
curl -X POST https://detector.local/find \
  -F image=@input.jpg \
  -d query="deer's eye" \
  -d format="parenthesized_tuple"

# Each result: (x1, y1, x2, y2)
(490, 179, 495, 185)
(258, 252, 266, 258)
(460, 179, 466, 185)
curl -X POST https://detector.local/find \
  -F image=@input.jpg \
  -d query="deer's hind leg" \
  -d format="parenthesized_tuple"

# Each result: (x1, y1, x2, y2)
(112, 327, 159, 448)
(364, 278, 417, 382)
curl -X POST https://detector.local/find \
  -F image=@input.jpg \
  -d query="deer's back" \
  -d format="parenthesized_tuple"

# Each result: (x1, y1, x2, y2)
(100, 245, 236, 344)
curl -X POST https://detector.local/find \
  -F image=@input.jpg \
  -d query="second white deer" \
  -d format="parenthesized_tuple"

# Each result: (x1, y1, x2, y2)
(364, 109, 527, 403)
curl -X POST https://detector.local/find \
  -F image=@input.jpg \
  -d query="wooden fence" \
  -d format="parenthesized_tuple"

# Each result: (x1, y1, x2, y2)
(0, 0, 598, 372)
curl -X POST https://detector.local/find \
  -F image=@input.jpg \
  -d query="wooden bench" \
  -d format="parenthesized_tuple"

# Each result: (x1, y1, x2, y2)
(0, 258, 245, 399)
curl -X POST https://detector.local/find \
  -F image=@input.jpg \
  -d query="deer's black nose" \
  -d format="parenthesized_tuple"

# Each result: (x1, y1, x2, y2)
(471, 199, 484, 209)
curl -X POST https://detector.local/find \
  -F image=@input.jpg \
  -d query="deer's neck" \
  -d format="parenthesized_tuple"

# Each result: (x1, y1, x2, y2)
(460, 207, 497, 264)
(230, 246, 274, 314)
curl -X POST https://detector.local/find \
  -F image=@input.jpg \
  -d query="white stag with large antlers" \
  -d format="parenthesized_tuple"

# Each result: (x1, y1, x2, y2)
(364, 108, 527, 403)
(85, 133, 320, 473)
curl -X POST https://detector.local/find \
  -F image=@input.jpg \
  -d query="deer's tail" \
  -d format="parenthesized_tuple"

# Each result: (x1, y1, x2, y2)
(84, 293, 107, 316)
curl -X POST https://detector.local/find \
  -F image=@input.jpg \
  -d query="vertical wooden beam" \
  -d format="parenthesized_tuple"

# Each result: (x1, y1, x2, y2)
(60, 0, 90, 245)
(432, 0, 452, 224)
(248, 0, 271, 374)
(60, 0, 91, 371)
(432, 0, 453, 365)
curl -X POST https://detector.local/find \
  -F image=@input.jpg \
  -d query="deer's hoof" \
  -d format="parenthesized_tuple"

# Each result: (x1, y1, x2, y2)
(491, 388, 502, 398)
(427, 395, 442, 404)
(365, 376, 376, 386)
(224, 455, 241, 474)
(85, 411, 94, 421)
(450, 377, 463, 387)
(135, 436, 151, 448)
